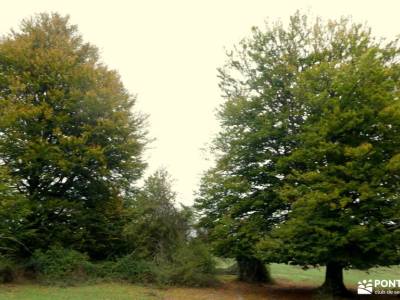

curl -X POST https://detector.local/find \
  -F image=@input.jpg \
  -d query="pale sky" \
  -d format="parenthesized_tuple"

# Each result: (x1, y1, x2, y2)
(1, 0, 399, 205)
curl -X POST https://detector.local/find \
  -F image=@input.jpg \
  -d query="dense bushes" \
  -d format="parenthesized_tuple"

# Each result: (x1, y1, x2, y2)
(0, 256, 16, 283)
(107, 241, 215, 286)
(25, 242, 216, 286)
(166, 241, 215, 286)
(30, 247, 92, 285)
(0, 169, 218, 287)
(110, 254, 155, 283)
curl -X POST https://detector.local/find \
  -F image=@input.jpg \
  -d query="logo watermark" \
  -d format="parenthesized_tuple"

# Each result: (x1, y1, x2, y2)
(358, 280, 373, 294)
(357, 279, 400, 295)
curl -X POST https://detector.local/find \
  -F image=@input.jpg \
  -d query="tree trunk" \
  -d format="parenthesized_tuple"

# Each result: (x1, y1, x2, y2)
(237, 256, 271, 283)
(319, 262, 351, 296)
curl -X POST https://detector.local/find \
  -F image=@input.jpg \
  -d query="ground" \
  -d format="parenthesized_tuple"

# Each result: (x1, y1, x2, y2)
(1, 264, 399, 299)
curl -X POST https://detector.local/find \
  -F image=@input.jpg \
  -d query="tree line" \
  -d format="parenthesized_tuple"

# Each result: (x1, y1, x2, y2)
(0, 11, 399, 297)
(0, 13, 214, 286)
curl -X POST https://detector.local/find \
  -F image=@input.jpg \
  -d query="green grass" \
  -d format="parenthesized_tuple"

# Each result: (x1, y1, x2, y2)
(216, 258, 400, 288)
(0, 283, 160, 300)
(270, 263, 400, 287)
(1, 264, 399, 299)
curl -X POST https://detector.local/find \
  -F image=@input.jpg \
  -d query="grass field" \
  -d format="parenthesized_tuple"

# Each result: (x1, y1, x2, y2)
(0, 283, 157, 300)
(216, 259, 400, 287)
(270, 263, 400, 288)
(0, 264, 399, 299)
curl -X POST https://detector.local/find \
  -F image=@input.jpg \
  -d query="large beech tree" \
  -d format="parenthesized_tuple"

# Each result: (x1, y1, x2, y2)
(197, 13, 400, 294)
(258, 16, 400, 296)
(0, 14, 147, 258)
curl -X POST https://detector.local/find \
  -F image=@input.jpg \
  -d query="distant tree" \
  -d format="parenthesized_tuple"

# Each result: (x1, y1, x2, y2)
(124, 169, 190, 260)
(0, 13, 147, 258)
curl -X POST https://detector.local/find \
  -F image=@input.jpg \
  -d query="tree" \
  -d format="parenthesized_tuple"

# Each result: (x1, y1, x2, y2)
(257, 16, 400, 296)
(197, 12, 400, 294)
(0, 13, 147, 258)
(123, 169, 190, 260)
(196, 14, 310, 283)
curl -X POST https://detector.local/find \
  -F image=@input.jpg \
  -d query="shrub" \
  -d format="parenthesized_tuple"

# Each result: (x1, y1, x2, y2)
(0, 256, 15, 283)
(84, 260, 115, 279)
(105, 240, 216, 286)
(30, 246, 92, 285)
(112, 254, 156, 283)
(167, 240, 216, 286)
(26, 242, 216, 287)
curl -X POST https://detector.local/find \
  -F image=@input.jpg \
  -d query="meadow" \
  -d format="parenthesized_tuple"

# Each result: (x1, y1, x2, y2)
(1, 264, 399, 300)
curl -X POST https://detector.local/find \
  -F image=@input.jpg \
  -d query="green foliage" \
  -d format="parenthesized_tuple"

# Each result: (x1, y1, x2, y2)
(30, 246, 92, 285)
(0, 256, 16, 283)
(0, 166, 32, 256)
(124, 169, 191, 259)
(196, 11, 400, 291)
(256, 14, 400, 272)
(214, 257, 238, 275)
(110, 254, 156, 283)
(120, 170, 216, 286)
(195, 12, 311, 279)
(110, 240, 216, 286)
(165, 240, 216, 286)
(0, 13, 147, 258)
(216, 262, 238, 275)
(26, 241, 216, 287)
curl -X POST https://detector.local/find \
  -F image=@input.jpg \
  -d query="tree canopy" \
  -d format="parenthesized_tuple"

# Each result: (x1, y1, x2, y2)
(0, 13, 147, 258)
(0, 11, 399, 296)
(196, 12, 400, 294)
(123, 169, 191, 260)
(258, 14, 400, 295)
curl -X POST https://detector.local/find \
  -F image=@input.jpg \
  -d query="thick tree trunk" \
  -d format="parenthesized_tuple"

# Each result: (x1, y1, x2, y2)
(237, 256, 271, 283)
(319, 262, 351, 297)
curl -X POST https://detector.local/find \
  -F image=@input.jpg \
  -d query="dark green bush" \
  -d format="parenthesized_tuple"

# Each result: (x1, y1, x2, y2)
(84, 260, 115, 279)
(0, 256, 15, 283)
(30, 246, 92, 285)
(103, 241, 216, 286)
(112, 254, 156, 283)
(26, 242, 216, 287)
(166, 241, 216, 286)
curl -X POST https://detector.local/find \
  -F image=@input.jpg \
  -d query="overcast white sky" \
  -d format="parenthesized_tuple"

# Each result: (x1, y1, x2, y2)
(1, 0, 399, 205)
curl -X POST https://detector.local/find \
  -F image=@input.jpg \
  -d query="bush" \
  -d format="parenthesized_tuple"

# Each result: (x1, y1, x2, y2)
(30, 246, 92, 285)
(0, 256, 15, 283)
(26, 242, 216, 287)
(106, 240, 216, 286)
(166, 241, 216, 286)
(84, 260, 115, 279)
(112, 254, 156, 283)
